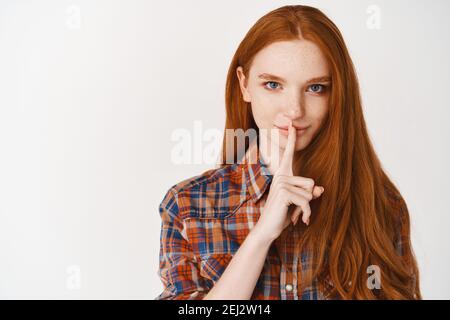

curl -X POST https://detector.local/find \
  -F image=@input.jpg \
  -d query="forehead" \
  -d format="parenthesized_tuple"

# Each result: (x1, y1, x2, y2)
(249, 40, 330, 81)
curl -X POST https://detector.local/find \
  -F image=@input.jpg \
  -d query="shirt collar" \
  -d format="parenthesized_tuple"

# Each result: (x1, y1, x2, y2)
(237, 138, 273, 204)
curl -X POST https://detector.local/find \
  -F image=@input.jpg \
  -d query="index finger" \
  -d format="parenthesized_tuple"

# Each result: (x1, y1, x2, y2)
(276, 120, 296, 176)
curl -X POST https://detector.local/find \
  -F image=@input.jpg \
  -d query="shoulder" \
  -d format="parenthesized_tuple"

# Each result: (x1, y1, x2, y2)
(159, 163, 247, 220)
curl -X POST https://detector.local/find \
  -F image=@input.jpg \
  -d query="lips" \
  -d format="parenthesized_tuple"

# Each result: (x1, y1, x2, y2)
(274, 124, 310, 136)
(276, 125, 309, 130)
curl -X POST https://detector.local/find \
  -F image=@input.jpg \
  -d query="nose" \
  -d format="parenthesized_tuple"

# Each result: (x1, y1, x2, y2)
(284, 92, 304, 119)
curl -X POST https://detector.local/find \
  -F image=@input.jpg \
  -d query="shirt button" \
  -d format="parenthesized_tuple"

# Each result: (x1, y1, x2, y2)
(285, 284, 293, 292)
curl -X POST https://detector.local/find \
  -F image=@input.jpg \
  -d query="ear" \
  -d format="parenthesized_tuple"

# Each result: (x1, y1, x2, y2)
(236, 66, 251, 102)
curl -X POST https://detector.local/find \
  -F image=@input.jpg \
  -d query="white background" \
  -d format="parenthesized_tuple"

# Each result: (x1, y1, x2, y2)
(0, 0, 449, 299)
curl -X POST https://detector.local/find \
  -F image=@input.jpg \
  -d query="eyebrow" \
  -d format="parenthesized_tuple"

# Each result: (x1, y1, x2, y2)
(257, 73, 331, 84)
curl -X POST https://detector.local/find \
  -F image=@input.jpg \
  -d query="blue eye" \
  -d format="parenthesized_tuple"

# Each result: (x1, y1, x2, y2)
(308, 84, 327, 93)
(264, 81, 281, 90)
(263, 82, 328, 93)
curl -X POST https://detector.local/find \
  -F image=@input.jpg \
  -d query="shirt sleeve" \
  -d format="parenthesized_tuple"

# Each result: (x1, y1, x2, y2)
(154, 188, 212, 300)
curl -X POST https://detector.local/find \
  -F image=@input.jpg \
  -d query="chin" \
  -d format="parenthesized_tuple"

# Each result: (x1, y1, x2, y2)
(295, 143, 307, 152)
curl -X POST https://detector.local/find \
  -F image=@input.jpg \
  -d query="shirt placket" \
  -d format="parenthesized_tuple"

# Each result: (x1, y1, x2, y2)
(278, 224, 298, 300)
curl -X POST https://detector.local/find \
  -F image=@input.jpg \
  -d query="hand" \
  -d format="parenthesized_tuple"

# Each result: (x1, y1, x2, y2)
(254, 120, 325, 242)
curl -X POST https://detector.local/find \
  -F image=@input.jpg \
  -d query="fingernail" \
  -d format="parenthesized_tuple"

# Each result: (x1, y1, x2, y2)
(320, 186, 325, 192)
(306, 218, 310, 226)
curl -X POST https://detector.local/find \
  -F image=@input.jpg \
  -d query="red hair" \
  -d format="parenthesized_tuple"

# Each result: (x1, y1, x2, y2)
(220, 5, 421, 299)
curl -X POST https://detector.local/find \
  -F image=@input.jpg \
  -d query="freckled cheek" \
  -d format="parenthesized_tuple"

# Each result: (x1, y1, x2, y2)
(305, 99, 328, 121)
(251, 89, 277, 107)
(250, 94, 280, 125)
(251, 107, 277, 129)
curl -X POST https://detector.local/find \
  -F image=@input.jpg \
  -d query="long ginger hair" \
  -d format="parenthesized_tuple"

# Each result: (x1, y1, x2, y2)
(220, 5, 421, 299)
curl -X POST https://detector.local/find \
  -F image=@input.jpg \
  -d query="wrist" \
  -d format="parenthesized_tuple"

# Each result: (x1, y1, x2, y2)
(249, 224, 276, 247)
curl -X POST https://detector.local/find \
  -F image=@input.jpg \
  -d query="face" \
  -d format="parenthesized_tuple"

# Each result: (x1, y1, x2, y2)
(236, 39, 330, 152)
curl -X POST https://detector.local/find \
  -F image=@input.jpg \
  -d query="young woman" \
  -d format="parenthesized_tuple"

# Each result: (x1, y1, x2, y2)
(155, 5, 421, 300)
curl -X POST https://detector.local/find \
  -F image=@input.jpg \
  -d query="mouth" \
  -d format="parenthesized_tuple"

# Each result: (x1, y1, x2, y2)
(274, 124, 310, 136)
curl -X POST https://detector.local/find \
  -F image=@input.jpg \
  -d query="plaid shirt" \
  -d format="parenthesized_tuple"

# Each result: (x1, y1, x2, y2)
(155, 141, 411, 300)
